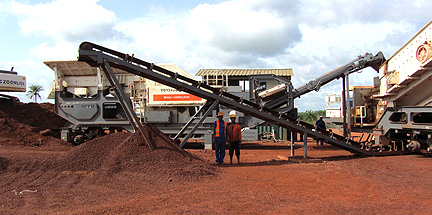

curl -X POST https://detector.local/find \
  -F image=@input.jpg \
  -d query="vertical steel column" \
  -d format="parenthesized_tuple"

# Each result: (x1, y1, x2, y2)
(346, 73, 351, 139)
(342, 75, 347, 137)
(303, 132, 308, 158)
(101, 61, 155, 151)
(53, 64, 60, 115)
(96, 67, 103, 90)
(225, 75, 228, 87)
(290, 131, 295, 156)
(53, 64, 60, 91)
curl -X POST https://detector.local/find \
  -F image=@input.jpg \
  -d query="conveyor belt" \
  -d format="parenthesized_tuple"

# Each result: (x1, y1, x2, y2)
(78, 42, 372, 156)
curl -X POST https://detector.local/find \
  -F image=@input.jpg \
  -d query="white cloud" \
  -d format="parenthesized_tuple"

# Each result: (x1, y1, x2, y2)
(109, 0, 431, 111)
(5, 0, 432, 112)
(299, 0, 432, 27)
(189, 1, 301, 57)
(11, 0, 119, 42)
(293, 22, 412, 58)
(8, 0, 126, 103)
(30, 41, 78, 61)
(0, 1, 12, 21)
(115, 16, 189, 62)
(0, 59, 53, 103)
(111, 0, 302, 73)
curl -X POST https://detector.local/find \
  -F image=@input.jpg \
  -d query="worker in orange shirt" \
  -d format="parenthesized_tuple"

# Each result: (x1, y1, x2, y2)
(213, 112, 227, 165)
(227, 113, 241, 165)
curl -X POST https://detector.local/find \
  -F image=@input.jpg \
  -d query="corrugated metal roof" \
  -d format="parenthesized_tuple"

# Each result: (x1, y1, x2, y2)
(44, 61, 195, 79)
(196, 68, 293, 77)
(44, 60, 121, 76)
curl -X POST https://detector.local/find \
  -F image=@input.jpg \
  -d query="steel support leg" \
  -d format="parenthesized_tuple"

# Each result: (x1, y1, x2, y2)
(345, 73, 351, 139)
(179, 100, 219, 148)
(174, 100, 211, 142)
(303, 132, 308, 158)
(290, 131, 295, 157)
(342, 75, 347, 137)
(101, 61, 155, 150)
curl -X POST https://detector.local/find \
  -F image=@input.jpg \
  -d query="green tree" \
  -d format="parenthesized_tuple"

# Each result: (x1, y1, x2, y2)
(298, 110, 321, 124)
(316, 110, 326, 118)
(298, 109, 337, 128)
(304, 110, 318, 122)
(27, 84, 44, 103)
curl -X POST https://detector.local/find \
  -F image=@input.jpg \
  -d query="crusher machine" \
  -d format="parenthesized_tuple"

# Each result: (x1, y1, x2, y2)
(326, 20, 432, 154)
(45, 60, 208, 145)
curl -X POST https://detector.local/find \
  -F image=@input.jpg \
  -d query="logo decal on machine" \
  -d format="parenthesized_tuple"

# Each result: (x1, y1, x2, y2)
(153, 94, 202, 101)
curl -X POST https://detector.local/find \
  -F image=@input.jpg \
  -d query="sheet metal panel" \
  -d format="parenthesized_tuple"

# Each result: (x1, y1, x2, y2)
(196, 68, 293, 77)
(0, 73, 26, 92)
(148, 85, 205, 107)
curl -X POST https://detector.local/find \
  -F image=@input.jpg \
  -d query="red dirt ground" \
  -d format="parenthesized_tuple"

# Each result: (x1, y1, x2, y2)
(0, 103, 431, 214)
(0, 102, 69, 148)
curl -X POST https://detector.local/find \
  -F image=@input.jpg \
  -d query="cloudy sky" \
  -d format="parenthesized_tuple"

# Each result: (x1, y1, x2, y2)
(0, 0, 430, 111)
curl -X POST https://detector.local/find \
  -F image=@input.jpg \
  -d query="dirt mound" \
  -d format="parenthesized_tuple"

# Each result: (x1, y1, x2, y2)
(0, 124, 216, 203)
(56, 124, 216, 181)
(0, 102, 69, 148)
(0, 101, 215, 191)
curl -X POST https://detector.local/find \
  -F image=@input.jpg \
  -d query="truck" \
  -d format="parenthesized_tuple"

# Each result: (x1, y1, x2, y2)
(0, 68, 26, 105)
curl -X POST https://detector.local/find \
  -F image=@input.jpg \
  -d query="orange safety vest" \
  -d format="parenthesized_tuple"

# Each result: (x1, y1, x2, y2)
(215, 120, 227, 138)
(227, 123, 242, 142)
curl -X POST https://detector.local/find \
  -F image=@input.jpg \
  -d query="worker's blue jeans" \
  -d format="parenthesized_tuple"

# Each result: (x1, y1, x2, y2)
(215, 137, 225, 163)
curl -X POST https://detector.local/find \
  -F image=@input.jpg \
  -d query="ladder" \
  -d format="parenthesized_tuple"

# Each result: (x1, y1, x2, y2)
(130, 80, 146, 121)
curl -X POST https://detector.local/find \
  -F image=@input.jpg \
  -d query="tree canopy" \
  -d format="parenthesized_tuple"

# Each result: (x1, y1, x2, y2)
(297, 110, 326, 125)
(26, 84, 44, 103)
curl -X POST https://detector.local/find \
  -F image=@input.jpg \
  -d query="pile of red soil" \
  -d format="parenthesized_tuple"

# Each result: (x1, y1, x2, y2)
(0, 128, 216, 204)
(0, 102, 69, 147)
(0, 102, 215, 186)
(54, 124, 216, 181)
(0, 125, 216, 201)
